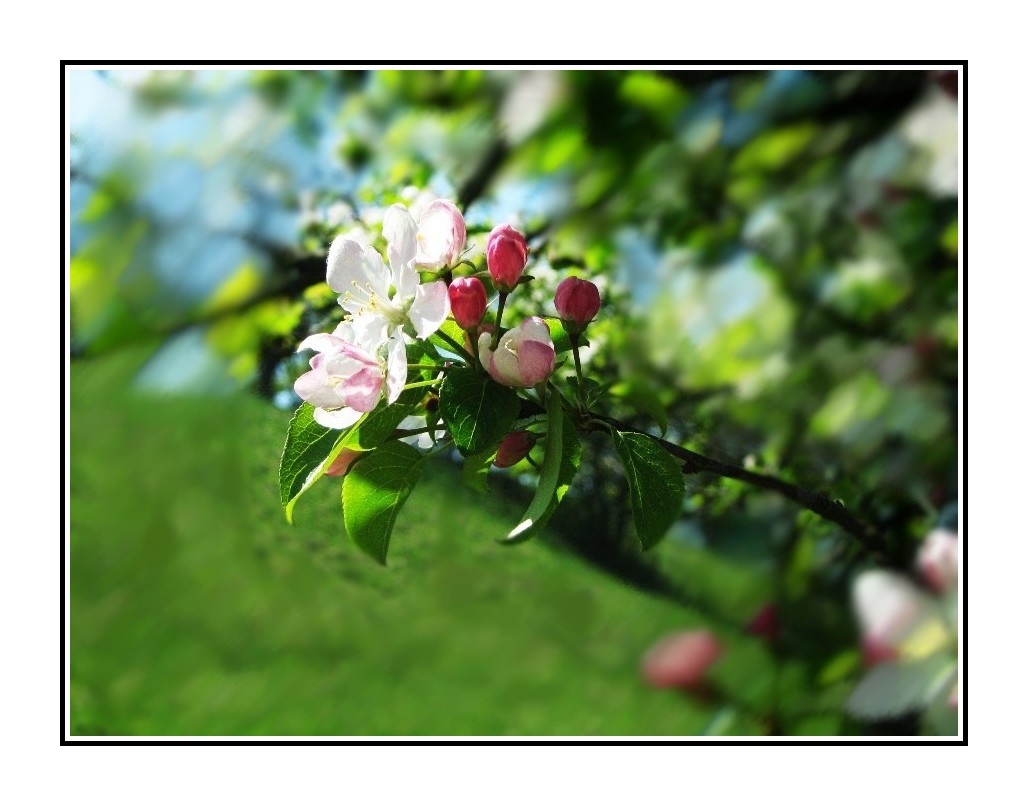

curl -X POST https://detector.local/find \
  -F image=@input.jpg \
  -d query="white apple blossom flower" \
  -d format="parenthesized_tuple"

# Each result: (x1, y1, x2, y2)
(327, 203, 452, 391)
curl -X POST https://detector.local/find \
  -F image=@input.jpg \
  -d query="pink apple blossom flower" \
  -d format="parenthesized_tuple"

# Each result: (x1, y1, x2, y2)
(641, 630, 722, 690)
(477, 317, 556, 389)
(916, 528, 959, 593)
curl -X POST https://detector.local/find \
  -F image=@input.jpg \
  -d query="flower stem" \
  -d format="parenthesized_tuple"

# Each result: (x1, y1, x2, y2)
(490, 292, 508, 351)
(570, 333, 587, 412)
(403, 379, 443, 391)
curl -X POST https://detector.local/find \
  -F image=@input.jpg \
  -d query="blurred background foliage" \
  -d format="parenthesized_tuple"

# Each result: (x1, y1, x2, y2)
(69, 68, 959, 736)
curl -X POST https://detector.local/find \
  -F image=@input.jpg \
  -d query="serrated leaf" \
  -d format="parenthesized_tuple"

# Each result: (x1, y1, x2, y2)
(279, 403, 360, 523)
(342, 441, 426, 565)
(610, 430, 685, 550)
(438, 368, 521, 457)
(504, 393, 581, 543)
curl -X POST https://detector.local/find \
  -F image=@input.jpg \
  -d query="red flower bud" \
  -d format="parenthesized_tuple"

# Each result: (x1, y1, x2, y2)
(641, 630, 722, 691)
(554, 276, 601, 331)
(494, 430, 536, 468)
(744, 603, 779, 643)
(324, 448, 361, 477)
(487, 224, 528, 291)
(447, 276, 487, 330)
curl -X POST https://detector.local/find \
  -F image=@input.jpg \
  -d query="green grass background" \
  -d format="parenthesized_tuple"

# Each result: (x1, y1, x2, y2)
(69, 347, 751, 736)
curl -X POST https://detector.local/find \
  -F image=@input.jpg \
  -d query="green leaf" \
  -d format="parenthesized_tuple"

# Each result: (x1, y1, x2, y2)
(610, 431, 685, 550)
(342, 441, 426, 565)
(427, 317, 471, 359)
(279, 403, 360, 524)
(542, 317, 588, 354)
(438, 368, 520, 457)
(504, 392, 581, 543)
(462, 448, 495, 493)
(340, 387, 422, 451)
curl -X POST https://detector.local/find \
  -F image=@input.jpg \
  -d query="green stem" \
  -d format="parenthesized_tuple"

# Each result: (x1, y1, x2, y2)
(569, 333, 586, 412)
(434, 329, 475, 364)
(403, 379, 443, 391)
(490, 292, 509, 351)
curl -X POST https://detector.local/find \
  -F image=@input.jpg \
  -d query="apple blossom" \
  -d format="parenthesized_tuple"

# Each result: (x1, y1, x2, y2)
(554, 276, 601, 331)
(478, 317, 556, 389)
(448, 276, 488, 330)
(293, 321, 402, 429)
(327, 203, 450, 390)
(494, 430, 537, 468)
(415, 199, 467, 270)
(486, 224, 529, 291)
(916, 528, 959, 593)
(641, 630, 722, 690)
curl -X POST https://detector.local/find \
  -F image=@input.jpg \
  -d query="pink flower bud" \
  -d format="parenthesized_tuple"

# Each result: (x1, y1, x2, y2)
(415, 199, 466, 270)
(554, 276, 601, 331)
(324, 448, 361, 477)
(478, 317, 556, 389)
(447, 276, 488, 330)
(486, 224, 528, 291)
(494, 430, 536, 468)
(744, 603, 779, 643)
(916, 528, 959, 593)
(641, 630, 722, 690)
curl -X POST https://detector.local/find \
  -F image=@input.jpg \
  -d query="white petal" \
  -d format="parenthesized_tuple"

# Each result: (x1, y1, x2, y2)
(297, 333, 344, 354)
(313, 406, 363, 430)
(407, 281, 450, 339)
(383, 204, 419, 300)
(477, 331, 494, 367)
(385, 329, 407, 404)
(516, 316, 553, 347)
(327, 236, 389, 298)
(349, 313, 391, 354)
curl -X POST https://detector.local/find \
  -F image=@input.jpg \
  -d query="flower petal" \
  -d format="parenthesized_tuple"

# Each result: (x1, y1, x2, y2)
(294, 366, 345, 409)
(489, 340, 523, 387)
(386, 329, 407, 405)
(313, 406, 364, 430)
(518, 316, 553, 347)
(415, 199, 465, 270)
(297, 333, 344, 354)
(407, 280, 450, 339)
(349, 313, 391, 354)
(516, 339, 556, 386)
(327, 237, 388, 298)
(383, 203, 419, 300)
(340, 367, 384, 412)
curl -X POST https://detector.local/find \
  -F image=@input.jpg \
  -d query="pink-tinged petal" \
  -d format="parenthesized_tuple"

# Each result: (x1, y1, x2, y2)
(518, 316, 553, 347)
(323, 352, 367, 380)
(323, 448, 362, 477)
(383, 203, 419, 299)
(415, 200, 466, 269)
(326, 237, 389, 298)
(294, 367, 345, 410)
(340, 367, 384, 412)
(313, 406, 363, 430)
(516, 339, 556, 386)
(408, 280, 450, 339)
(297, 333, 345, 354)
(852, 570, 930, 651)
(385, 329, 407, 405)
(489, 342, 523, 387)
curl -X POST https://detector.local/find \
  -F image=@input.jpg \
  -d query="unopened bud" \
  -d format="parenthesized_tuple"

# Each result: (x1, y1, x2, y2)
(641, 630, 722, 691)
(447, 276, 488, 330)
(554, 276, 601, 331)
(494, 430, 536, 468)
(745, 603, 779, 643)
(487, 224, 528, 291)
(916, 528, 959, 593)
(324, 448, 361, 477)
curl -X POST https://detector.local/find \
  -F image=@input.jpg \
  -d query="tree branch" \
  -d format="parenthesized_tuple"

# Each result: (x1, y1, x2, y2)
(590, 413, 890, 559)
